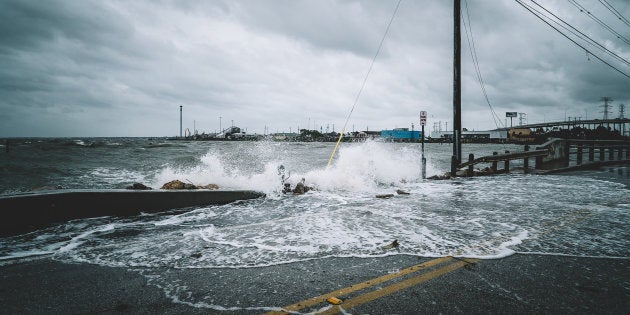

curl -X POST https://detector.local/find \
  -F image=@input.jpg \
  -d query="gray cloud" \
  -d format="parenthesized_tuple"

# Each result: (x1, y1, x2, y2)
(0, 0, 628, 137)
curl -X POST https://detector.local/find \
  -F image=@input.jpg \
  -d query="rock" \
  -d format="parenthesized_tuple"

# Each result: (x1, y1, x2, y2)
(126, 183, 152, 190)
(161, 180, 197, 190)
(396, 189, 410, 195)
(199, 183, 220, 190)
(292, 179, 312, 195)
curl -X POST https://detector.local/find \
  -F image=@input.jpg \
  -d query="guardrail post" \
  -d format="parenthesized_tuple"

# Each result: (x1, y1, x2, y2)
(492, 152, 498, 173)
(576, 143, 583, 165)
(523, 145, 530, 173)
(588, 141, 595, 162)
(468, 153, 474, 176)
(504, 150, 510, 173)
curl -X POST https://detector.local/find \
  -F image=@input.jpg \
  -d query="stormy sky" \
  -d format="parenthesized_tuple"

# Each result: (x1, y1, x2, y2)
(1, 0, 629, 137)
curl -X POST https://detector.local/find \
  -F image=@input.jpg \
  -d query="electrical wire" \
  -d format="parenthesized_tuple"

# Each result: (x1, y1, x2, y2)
(462, 0, 505, 129)
(531, 0, 630, 66)
(568, 0, 630, 45)
(516, 0, 630, 79)
(598, 0, 630, 28)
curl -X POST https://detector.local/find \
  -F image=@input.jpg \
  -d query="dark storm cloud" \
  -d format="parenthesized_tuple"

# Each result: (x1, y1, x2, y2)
(0, 0, 628, 136)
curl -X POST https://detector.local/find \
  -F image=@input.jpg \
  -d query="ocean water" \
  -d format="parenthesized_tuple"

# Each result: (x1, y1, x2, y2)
(0, 138, 628, 269)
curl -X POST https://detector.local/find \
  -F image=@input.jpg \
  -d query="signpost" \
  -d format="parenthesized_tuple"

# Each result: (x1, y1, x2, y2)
(506, 112, 517, 127)
(420, 111, 427, 179)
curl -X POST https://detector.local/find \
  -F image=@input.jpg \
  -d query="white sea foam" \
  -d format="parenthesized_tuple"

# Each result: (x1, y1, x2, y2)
(0, 142, 628, 270)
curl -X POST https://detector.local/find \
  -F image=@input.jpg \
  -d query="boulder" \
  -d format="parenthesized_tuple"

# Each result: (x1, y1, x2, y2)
(126, 183, 152, 190)
(199, 183, 220, 190)
(161, 180, 197, 190)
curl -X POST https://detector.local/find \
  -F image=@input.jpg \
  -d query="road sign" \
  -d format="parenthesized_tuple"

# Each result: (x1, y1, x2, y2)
(506, 112, 517, 118)
(420, 111, 427, 126)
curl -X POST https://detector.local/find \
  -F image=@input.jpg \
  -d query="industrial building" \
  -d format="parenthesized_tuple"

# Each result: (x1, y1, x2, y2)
(430, 130, 508, 142)
(381, 128, 422, 142)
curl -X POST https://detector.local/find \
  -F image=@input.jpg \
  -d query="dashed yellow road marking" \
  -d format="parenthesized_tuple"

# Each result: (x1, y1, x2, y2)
(264, 256, 453, 315)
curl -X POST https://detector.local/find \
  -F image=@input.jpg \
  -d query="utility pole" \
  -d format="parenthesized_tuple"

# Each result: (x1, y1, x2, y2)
(179, 105, 183, 138)
(451, 0, 462, 175)
(601, 97, 613, 119)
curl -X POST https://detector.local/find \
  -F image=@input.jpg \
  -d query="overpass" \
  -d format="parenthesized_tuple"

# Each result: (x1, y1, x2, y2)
(496, 118, 630, 136)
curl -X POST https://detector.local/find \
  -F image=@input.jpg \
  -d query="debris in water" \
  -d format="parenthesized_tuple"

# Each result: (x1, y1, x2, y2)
(396, 189, 410, 195)
(326, 297, 343, 305)
(382, 240, 400, 249)
(376, 194, 394, 199)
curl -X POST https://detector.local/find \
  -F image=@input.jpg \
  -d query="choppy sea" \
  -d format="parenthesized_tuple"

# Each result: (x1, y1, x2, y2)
(1, 138, 628, 268)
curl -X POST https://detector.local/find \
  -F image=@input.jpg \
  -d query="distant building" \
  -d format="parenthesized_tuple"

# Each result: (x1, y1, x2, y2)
(381, 128, 421, 142)
(430, 130, 507, 142)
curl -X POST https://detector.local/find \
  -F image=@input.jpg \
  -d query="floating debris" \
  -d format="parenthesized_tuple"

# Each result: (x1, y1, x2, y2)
(382, 239, 399, 250)
(375, 194, 394, 199)
(396, 189, 410, 195)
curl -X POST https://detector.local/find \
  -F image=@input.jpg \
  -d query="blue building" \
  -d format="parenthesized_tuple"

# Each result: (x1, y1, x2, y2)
(380, 128, 421, 141)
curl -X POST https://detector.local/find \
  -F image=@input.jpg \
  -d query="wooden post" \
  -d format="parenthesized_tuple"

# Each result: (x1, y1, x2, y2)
(576, 143, 583, 165)
(504, 150, 510, 173)
(535, 150, 543, 169)
(609, 147, 615, 160)
(618, 146, 623, 160)
(492, 152, 498, 173)
(523, 145, 530, 173)
(588, 141, 594, 162)
(468, 153, 474, 176)
(599, 146, 605, 161)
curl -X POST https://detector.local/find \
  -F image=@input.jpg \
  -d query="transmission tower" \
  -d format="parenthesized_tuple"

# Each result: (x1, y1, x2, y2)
(620, 103, 625, 119)
(518, 113, 527, 126)
(601, 97, 613, 119)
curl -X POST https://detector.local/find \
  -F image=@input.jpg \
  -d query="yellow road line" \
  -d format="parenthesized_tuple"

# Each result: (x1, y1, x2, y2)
(265, 256, 453, 315)
(319, 258, 480, 315)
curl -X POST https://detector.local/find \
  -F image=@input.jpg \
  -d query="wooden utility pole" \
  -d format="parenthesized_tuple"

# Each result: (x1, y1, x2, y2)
(451, 0, 462, 175)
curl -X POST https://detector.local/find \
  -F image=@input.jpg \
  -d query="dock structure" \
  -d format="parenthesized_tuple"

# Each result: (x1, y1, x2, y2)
(0, 189, 265, 237)
(454, 138, 630, 177)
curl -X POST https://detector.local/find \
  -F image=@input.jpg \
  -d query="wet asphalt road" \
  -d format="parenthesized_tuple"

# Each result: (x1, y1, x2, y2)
(0, 253, 628, 314)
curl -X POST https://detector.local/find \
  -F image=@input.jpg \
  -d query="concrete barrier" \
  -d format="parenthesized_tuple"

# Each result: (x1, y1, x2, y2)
(0, 189, 265, 236)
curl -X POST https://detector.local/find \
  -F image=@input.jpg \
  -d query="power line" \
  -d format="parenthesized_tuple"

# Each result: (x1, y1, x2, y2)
(530, 0, 630, 66)
(598, 0, 630, 28)
(568, 0, 630, 45)
(515, 0, 630, 79)
(462, 0, 505, 129)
